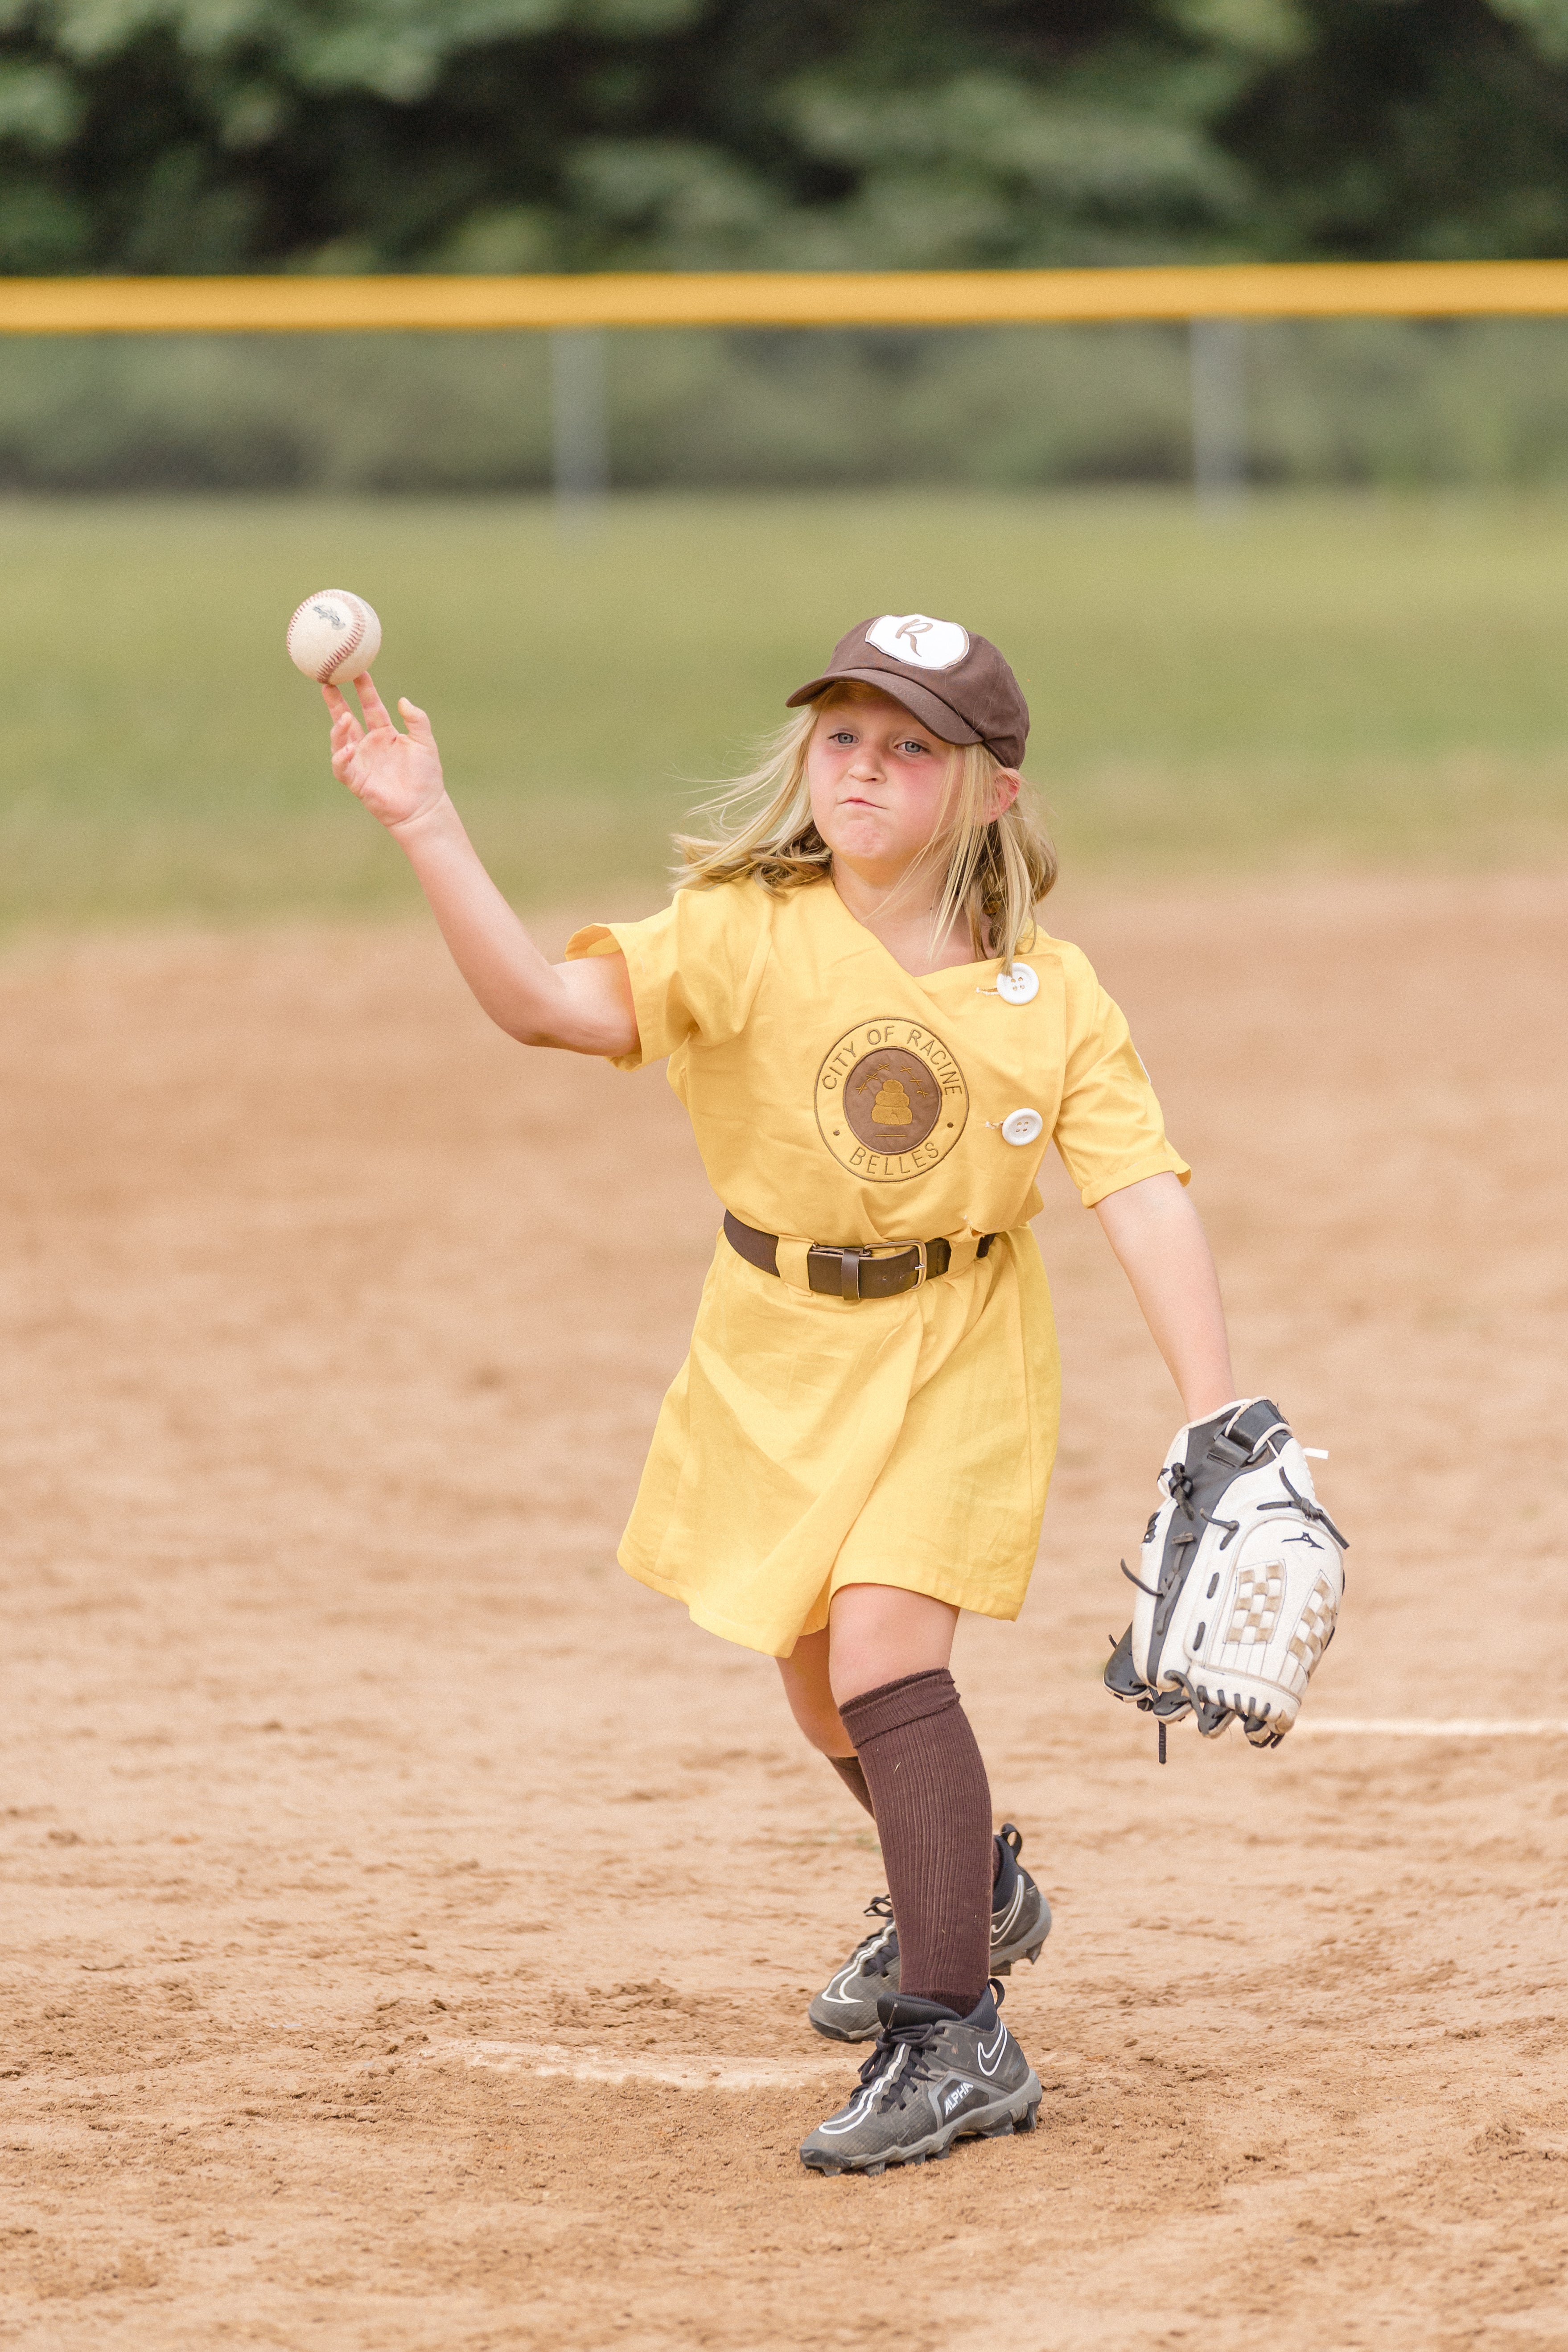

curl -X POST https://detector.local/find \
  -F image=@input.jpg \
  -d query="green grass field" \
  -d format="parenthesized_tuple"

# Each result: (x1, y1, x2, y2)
(5, 489, 1567, 931)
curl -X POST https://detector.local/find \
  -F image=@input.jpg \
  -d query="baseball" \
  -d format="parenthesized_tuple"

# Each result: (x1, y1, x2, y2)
(286, 588, 382, 686)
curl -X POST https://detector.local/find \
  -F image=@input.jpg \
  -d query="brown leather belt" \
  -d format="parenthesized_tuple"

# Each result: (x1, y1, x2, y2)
(723, 1209, 993, 1300)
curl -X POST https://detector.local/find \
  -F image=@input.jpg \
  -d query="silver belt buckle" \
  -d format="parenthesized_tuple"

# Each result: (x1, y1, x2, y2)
(823, 1239, 926, 1299)
(851, 1239, 926, 1299)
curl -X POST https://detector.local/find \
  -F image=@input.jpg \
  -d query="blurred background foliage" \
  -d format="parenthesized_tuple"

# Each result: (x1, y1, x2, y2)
(9, 1, 1568, 489)
(9, 0, 1568, 277)
(0, 9, 1564, 910)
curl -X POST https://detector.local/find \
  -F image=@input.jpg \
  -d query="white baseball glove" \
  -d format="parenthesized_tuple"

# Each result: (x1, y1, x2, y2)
(1105, 1397, 1346, 1759)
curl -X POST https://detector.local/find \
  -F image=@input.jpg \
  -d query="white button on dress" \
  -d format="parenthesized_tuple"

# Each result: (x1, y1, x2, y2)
(1000, 1108, 1044, 1147)
(995, 964, 1039, 1005)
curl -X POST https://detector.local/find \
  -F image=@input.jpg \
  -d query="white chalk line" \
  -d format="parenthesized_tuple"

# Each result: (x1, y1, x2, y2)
(419, 1724, 1565, 2090)
(418, 2037, 851, 2090)
(1295, 1718, 1568, 1738)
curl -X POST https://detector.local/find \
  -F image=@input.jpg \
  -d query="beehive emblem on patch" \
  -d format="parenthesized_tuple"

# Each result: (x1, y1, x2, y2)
(815, 1019, 969, 1181)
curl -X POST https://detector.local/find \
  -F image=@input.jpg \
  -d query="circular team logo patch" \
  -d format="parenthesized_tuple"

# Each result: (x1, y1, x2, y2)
(816, 1018, 969, 1182)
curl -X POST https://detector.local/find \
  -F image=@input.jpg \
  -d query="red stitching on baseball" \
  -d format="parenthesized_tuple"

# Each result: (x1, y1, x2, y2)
(289, 592, 368, 683)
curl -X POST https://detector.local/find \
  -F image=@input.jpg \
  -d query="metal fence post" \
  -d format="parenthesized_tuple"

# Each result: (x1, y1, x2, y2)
(1190, 317, 1247, 506)
(549, 329, 609, 522)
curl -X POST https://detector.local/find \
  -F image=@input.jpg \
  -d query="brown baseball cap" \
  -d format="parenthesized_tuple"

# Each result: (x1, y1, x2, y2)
(786, 613, 1029, 769)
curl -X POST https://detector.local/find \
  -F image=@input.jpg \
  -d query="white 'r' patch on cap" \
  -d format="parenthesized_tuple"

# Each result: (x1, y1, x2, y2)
(865, 613, 971, 671)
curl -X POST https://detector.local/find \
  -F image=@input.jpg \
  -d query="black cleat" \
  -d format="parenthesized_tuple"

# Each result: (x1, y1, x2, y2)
(807, 1823, 1051, 2044)
(800, 1982, 1041, 2176)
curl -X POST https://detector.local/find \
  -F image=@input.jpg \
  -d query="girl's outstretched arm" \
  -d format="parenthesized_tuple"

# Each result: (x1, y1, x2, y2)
(324, 675, 638, 1059)
(1094, 1172, 1237, 1421)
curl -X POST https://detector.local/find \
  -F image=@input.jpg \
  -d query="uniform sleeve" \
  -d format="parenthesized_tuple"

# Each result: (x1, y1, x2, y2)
(564, 880, 772, 1072)
(1050, 944, 1191, 1208)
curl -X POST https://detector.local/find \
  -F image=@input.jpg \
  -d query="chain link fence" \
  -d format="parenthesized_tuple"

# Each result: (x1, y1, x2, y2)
(9, 314, 1568, 498)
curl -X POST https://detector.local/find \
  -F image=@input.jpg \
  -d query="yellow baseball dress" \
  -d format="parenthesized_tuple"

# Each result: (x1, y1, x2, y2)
(567, 874, 1188, 1659)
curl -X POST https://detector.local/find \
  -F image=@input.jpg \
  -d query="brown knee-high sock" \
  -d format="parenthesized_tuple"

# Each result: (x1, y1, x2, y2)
(837, 1668, 992, 2017)
(828, 1754, 875, 1816)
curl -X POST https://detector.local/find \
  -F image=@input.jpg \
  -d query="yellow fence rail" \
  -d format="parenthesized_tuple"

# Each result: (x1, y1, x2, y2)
(5, 259, 1568, 334)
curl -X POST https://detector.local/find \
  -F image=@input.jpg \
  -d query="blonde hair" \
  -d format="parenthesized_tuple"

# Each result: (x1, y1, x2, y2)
(673, 687, 1058, 967)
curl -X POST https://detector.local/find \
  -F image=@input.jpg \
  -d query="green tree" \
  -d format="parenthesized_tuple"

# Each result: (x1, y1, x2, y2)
(3, 0, 1568, 274)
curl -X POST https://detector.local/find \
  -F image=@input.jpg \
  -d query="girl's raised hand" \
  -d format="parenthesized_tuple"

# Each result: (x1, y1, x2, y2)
(324, 674, 447, 831)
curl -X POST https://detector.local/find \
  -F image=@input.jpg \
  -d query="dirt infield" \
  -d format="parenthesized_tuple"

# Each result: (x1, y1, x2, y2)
(1, 870, 1564, 2352)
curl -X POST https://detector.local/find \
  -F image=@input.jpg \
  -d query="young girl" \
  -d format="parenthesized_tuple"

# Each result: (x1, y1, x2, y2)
(321, 611, 1241, 2178)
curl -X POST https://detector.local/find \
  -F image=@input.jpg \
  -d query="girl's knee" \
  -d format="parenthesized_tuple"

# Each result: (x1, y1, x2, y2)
(777, 1643, 852, 1754)
(827, 1583, 958, 1708)
(786, 1690, 855, 1755)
